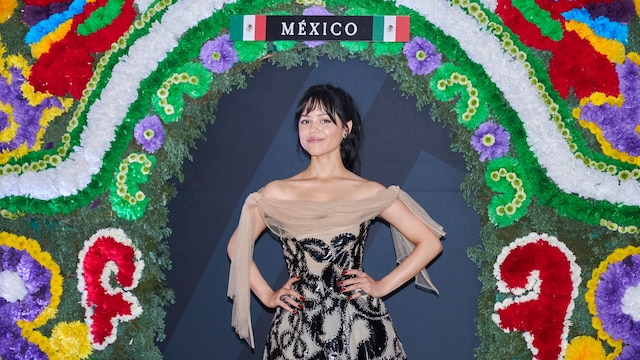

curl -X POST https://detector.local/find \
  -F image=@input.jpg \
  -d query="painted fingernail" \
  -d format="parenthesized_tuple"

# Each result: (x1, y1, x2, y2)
(341, 270, 348, 274)
(337, 281, 343, 286)
(300, 296, 305, 301)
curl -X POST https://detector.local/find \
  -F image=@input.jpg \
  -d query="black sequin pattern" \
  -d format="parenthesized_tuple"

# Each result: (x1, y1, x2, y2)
(264, 220, 407, 360)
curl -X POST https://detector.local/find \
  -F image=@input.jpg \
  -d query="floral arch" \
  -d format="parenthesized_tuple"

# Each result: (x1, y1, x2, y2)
(0, 0, 639, 359)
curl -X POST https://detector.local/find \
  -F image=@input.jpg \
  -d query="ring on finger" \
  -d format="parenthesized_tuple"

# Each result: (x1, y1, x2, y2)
(279, 294, 288, 302)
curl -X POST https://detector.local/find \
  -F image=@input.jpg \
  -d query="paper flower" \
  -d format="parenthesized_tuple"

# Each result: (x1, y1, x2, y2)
(134, 115, 165, 153)
(200, 33, 238, 73)
(402, 36, 441, 75)
(471, 121, 510, 162)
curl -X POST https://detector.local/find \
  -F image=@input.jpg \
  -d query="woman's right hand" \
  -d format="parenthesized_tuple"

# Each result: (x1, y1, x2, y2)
(266, 276, 304, 313)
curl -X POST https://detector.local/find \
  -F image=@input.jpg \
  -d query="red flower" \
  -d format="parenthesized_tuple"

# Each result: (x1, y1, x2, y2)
(495, 0, 619, 99)
(28, 0, 136, 98)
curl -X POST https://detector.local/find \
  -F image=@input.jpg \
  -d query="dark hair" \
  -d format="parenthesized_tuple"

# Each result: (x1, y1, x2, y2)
(294, 84, 362, 173)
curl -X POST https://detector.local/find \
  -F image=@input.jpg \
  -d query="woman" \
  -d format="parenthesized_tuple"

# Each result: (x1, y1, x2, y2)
(227, 84, 445, 359)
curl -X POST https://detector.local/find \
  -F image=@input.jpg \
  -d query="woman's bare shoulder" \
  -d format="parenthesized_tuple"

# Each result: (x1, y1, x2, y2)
(258, 180, 289, 198)
(346, 178, 387, 199)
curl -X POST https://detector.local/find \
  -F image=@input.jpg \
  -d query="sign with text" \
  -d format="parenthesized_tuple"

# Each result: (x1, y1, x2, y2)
(230, 15, 410, 42)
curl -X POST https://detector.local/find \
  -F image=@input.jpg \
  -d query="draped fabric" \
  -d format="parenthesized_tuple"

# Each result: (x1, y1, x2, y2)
(227, 185, 445, 348)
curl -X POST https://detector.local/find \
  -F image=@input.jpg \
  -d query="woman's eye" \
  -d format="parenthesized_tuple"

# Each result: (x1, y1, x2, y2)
(299, 119, 309, 125)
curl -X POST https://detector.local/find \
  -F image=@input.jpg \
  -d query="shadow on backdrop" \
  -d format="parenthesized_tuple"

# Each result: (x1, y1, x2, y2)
(161, 57, 481, 359)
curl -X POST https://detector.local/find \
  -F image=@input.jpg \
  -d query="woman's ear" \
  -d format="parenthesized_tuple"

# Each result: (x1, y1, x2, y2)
(345, 120, 353, 135)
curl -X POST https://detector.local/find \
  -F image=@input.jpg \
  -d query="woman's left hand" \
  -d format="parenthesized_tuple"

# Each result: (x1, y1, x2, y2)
(339, 269, 383, 299)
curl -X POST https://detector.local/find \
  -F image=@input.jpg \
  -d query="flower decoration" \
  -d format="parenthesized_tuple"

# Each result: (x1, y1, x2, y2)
(49, 321, 93, 359)
(27, 0, 137, 98)
(134, 115, 165, 153)
(0, 51, 71, 164)
(493, 233, 581, 360)
(577, 57, 640, 166)
(471, 121, 510, 162)
(302, 5, 333, 48)
(200, 33, 238, 74)
(495, 0, 619, 99)
(402, 36, 441, 75)
(586, 246, 640, 358)
(0, 231, 63, 360)
(0, 0, 17, 23)
(564, 336, 606, 360)
(77, 228, 144, 349)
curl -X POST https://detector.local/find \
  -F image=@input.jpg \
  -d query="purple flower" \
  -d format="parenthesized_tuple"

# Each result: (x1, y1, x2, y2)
(303, 6, 333, 48)
(402, 37, 441, 75)
(595, 253, 640, 346)
(0, 245, 51, 360)
(471, 121, 510, 162)
(580, 58, 640, 156)
(134, 115, 165, 153)
(0, 66, 64, 152)
(619, 346, 640, 360)
(199, 33, 238, 74)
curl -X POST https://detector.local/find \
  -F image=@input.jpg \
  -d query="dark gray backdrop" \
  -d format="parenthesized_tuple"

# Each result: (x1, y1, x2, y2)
(161, 57, 481, 359)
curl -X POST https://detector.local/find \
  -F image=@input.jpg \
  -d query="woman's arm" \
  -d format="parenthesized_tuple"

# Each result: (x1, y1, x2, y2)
(227, 203, 303, 312)
(340, 197, 443, 298)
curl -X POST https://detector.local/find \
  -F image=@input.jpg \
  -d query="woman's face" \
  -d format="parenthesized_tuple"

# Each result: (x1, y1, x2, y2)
(298, 104, 350, 158)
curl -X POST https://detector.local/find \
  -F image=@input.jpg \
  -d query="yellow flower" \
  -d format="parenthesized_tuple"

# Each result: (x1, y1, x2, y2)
(49, 322, 94, 360)
(564, 336, 606, 360)
(0, 0, 17, 23)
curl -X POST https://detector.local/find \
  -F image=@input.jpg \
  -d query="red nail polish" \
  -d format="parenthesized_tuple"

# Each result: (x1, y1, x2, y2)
(341, 270, 347, 275)
(300, 296, 305, 301)
(337, 281, 343, 286)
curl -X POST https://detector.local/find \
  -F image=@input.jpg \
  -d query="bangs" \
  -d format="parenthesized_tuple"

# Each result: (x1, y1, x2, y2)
(296, 91, 339, 124)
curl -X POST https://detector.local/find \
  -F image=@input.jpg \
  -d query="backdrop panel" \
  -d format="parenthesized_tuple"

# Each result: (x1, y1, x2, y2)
(162, 58, 481, 359)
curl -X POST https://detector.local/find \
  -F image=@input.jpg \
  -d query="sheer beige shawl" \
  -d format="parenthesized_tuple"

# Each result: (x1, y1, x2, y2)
(227, 185, 445, 348)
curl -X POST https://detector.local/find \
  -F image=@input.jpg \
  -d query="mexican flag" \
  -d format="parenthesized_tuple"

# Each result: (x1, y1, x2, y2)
(230, 15, 267, 41)
(372, 16, 410, 42)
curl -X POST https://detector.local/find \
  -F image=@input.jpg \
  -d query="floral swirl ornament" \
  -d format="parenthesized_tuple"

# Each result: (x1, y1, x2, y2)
(0, 231, 64, 359)
(485, 157, 530, 227)
(493, 233, 581, 360)
(77, 228, 144, 350)
(109, 153, 156, 221)
(586, 246, 640, 360)
(152, 62, 213, 123)
(430, 62, 488, 130)
(0, 0, 636, 233)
